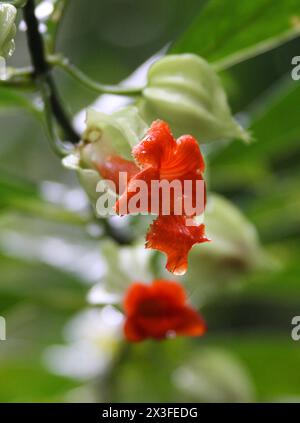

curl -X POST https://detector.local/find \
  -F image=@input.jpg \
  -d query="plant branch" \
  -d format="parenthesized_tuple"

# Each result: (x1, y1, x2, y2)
(23, 0, 79, 144)
(48, 54, 144, 95)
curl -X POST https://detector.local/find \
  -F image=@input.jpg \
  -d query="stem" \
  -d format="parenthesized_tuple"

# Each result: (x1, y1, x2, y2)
(101, 342, 131, 402)
(101, 218, 134, 245)
(49, 55, 144, 95)
(46, 0, 70, 53)
(0, 66, 34, 89)
(213, 27, 300, 72)
(23, 0, 79, 144)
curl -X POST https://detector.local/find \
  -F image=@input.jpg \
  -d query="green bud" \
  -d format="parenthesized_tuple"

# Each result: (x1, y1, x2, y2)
(0, 4, 17, 58)
(62, 153, 101, 207)
(139, 54, 250, 143)
(63, 106, 147, 209)
(174, 348, 254, 403)
(80, 106, 148, 166)
(181, 194, 275, 303)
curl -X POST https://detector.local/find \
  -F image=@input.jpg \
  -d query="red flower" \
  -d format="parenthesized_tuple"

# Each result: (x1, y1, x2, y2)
(96, 155, 139, 195)
(97, 120, 209, 275)
(115, 120, 205, 216)
(146, 215, 209, 275)
(123, 279, 206, 342)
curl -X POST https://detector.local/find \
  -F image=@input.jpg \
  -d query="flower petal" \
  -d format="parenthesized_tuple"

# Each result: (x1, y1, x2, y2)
(115, 166, 159, 215)
(160, 135, 205, 179)
(132, 120, 176, 168)
(123, 280, 207, 342)
(145, 215, 209, 275)
(96, 155, 139, 195)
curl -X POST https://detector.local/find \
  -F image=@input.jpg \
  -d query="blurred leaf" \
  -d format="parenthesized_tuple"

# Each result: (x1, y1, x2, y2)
(208, 336, 300, 401)
(0, 254, 87, 311)
(0, 171, 88, 226)
(0, 87, 38, 115)
(172, 0, 300, 67)
(245, 172, 300, 241)
(174, 348, 254, 402)
(211, 79, 300, 190)
(179, 194, 273, 305)
(0, 360, 78, 402)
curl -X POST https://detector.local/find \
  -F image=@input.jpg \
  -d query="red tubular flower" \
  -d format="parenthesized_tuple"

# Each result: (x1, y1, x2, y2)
(96, 155, 139, 195)
(123, 279, 207, 342)
(97, 120, 209, 275)
(146, 215, 209, 275)
(115, 120, 206, 215)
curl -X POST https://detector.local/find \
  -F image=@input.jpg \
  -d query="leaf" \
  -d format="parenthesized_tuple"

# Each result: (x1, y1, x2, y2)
(172, 0, 300, 68)
(174, 348, 254, 402)
(210, 79, 300, 190)
(0, 171, 88, 226)
(0, 87, 39, 115)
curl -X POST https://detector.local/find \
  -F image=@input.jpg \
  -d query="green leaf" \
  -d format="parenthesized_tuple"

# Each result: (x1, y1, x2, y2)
(172, 0, 300, 68)
(0, 87, 39, 115)
(211, 79, 300, 190)
(0, 171, 88, 226)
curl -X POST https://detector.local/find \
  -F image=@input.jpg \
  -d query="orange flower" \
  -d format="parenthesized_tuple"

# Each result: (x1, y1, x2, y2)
(146, 215, 209, 275)
(123, 279, 206, 342)
(97, 120, 209, 275)
(96, 155, 139, 195)
(115, 120, 205, 215)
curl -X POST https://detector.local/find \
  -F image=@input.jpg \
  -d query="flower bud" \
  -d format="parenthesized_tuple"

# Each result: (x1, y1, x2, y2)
(0, 4, 17, 58)
(80, 106, 147, 167)
(139, 54, 250, 143)
(181, 194, 275, 303)
(63, 107, 147, 208)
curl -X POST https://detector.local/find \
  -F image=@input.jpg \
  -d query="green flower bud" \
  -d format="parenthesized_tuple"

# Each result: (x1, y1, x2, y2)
(0, 4, 17, 58)
(80, 106, 148, 166)
(139, 54, 250, 143)
(181, 194, 275, 303)
(174, 348, 254, 403)
(63, 106, 147, 209)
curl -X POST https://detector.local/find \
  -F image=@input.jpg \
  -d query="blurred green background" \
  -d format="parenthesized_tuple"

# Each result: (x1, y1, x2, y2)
(0, 0, 300, 402)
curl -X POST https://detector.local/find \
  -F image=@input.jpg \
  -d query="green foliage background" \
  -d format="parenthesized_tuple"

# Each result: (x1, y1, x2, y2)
(0, 0, 300, 402)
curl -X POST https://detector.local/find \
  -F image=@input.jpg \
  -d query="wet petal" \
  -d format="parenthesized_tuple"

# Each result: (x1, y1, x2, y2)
(115, 167, 159, 215)
(146, 215, 209, 275)
(160, 135, 205, 179)
(132, 120, 176, 168)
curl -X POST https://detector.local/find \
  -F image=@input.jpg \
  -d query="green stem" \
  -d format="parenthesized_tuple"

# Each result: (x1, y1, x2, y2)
(23, 0, 79, 144)
(48, 55, 144, 95)
(213, 27, 300, 72)
(101, 342, 131, 402)
(0, 66, 34, 89)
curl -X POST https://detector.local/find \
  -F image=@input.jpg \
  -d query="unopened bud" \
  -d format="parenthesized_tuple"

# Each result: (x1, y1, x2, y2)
(0, 4, 16, 58)
(139, 54, 250, 143)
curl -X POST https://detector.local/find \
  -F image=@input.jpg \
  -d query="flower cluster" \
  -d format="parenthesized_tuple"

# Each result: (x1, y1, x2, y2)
(62, 53, 251, 343)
